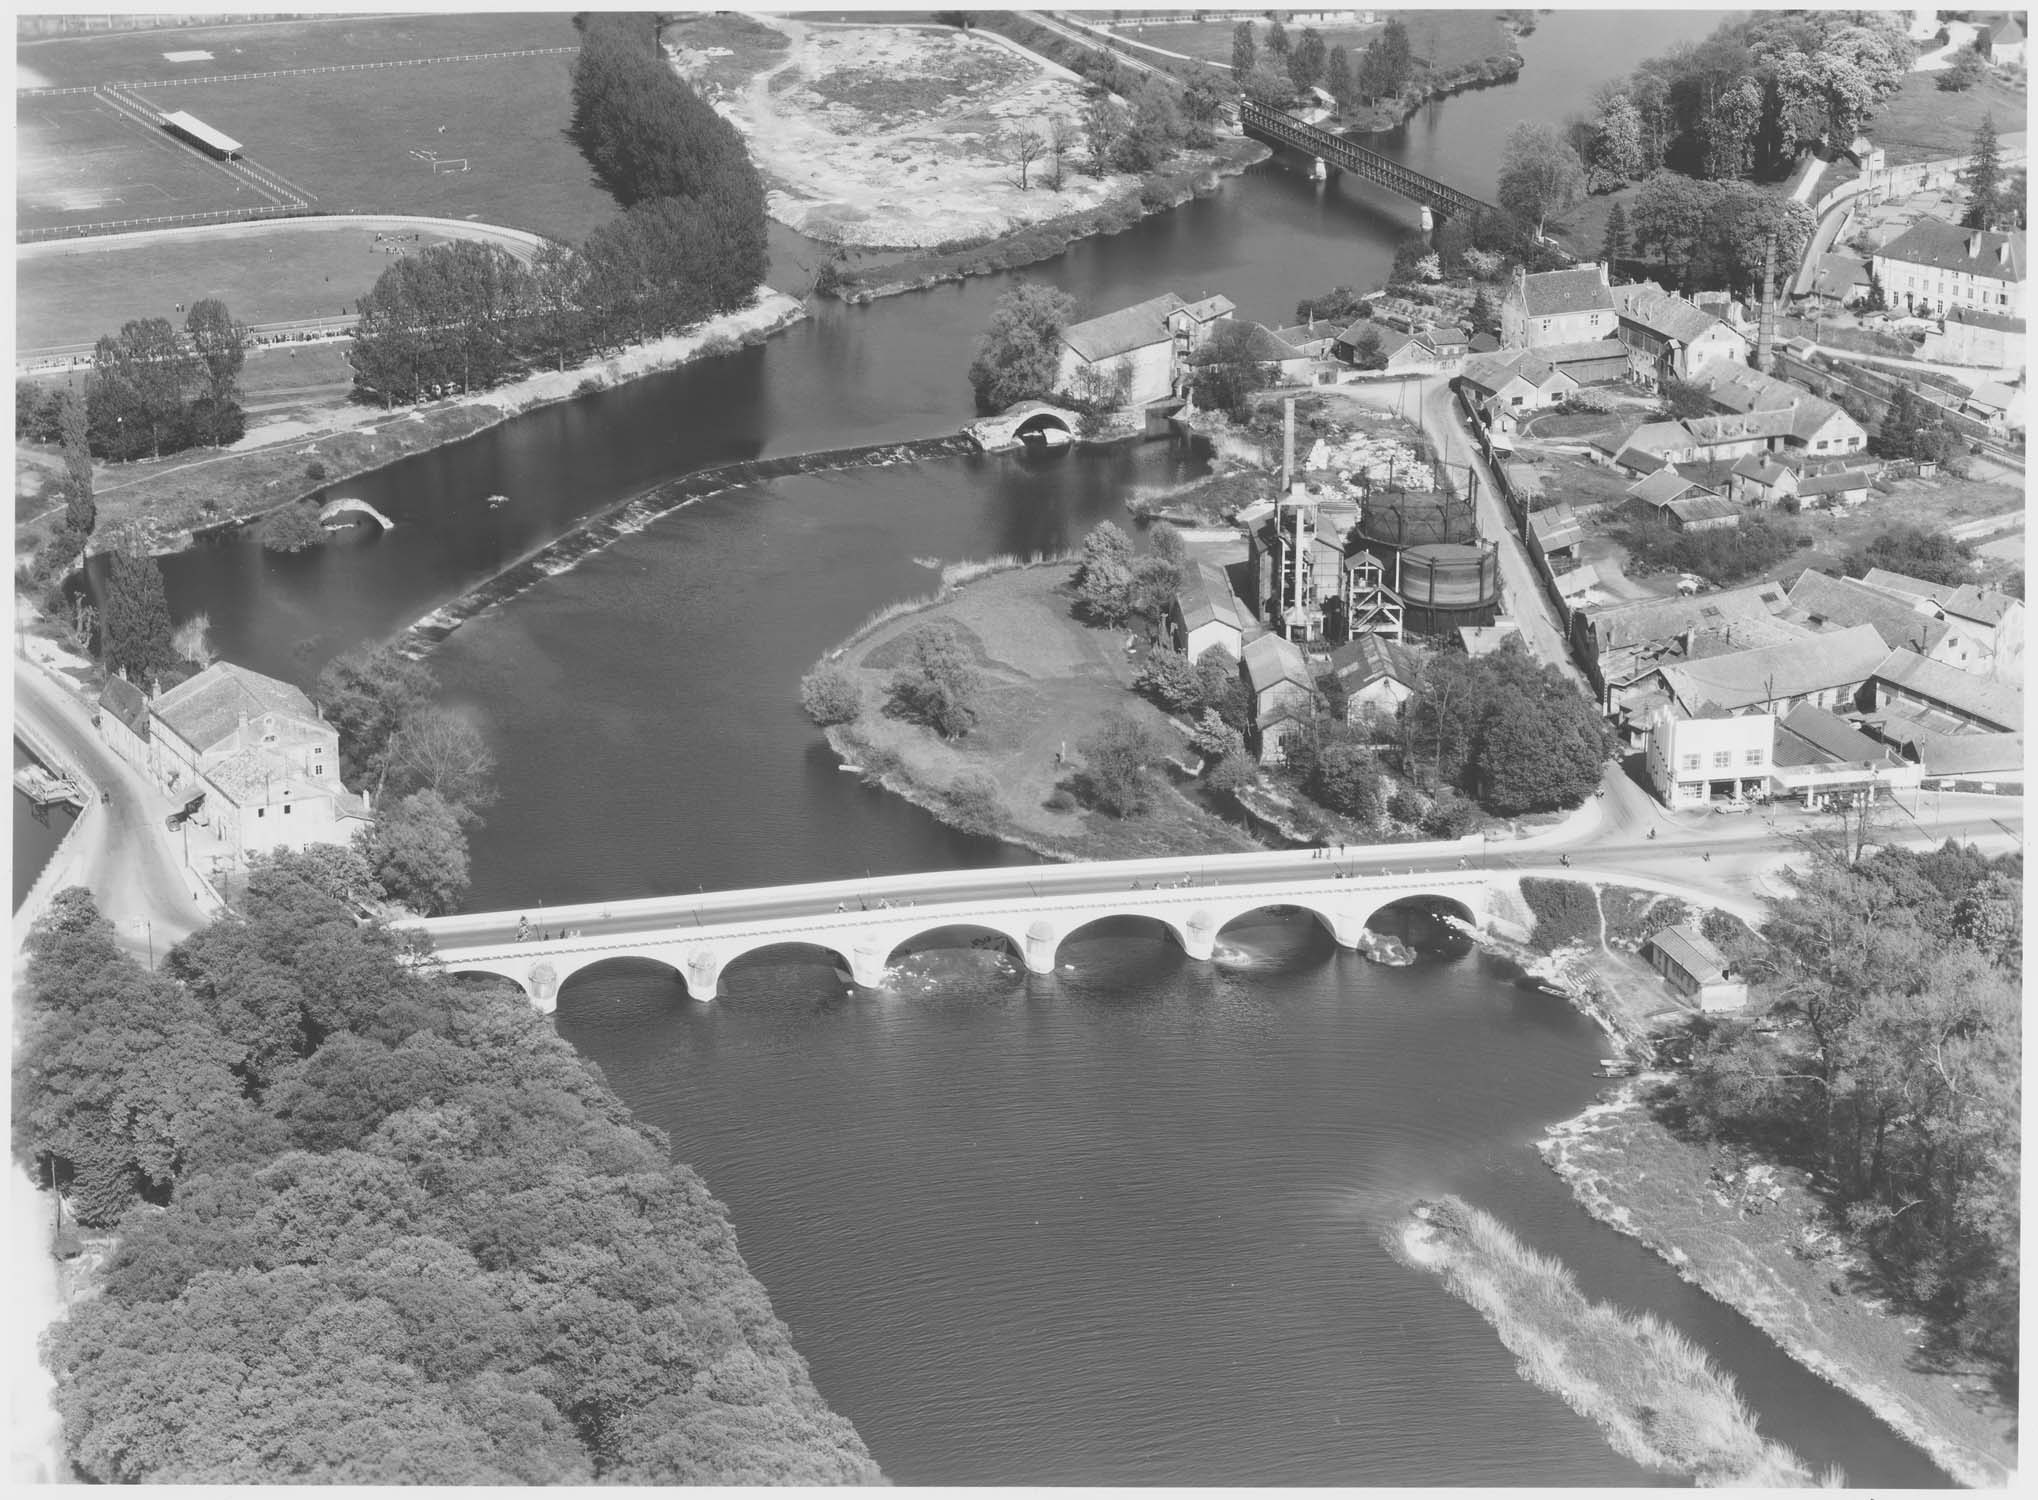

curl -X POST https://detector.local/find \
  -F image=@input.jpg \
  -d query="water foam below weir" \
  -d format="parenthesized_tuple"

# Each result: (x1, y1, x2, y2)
(394, 434, 975, 658)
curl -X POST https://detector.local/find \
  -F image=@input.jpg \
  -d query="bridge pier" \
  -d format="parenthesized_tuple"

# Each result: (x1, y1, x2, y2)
(849, 943, 890, 990)
(1023, 919, 1058, 977)
(1181, 908, 1217, 962)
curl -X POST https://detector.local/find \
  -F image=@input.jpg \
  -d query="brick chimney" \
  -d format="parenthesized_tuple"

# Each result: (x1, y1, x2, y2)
(1967, 231, 1983, 258)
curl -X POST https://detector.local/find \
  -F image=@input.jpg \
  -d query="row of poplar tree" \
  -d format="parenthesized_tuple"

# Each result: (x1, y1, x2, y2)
(347, 12, 769, 405)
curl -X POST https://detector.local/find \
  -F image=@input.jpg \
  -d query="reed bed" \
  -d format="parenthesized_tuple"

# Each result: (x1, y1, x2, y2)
(1396, 1196, 1826, 1488)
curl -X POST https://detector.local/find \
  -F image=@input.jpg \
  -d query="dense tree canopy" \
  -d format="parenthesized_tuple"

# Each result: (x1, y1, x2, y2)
(1189, 320, 1273, 422)
(1842, 524, 1975, 588)
(1400, 640, 1609, 814)
(1497, 121, 1586, 237)
(83, 311, 247, 463)
(885, 621, 983, 739)
(100, 550, 178, 687)
(15, 877, 882, 1482)
(967, 282, 1078, 414)
(1672, 841, 2019, 1381)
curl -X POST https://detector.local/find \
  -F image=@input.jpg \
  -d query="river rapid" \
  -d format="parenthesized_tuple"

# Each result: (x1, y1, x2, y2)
(75, 9, 1955, 1486)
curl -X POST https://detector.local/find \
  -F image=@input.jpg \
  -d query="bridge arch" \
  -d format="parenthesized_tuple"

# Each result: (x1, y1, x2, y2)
(716, 938, 860, 992)
(1363, 893, 1480, 952)
(1054, 909, 1197, 968)
(318, 496, 395, 530)
(1212, 899, 1347, 953)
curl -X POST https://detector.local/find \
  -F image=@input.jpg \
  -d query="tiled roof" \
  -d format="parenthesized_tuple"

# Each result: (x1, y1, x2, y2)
(1628, 469, 1711, 506)
(1336, 317, 1419, 357)
(1668, 494, 1739, 525)
(1529, 503, 1581, 551)
(1855, 566, 1957, 604)
(1613, 446, 1671, 476)
(1327, 632, 1422, 690)
(1797, 470, 1872, 496)
(1811, 253, 1870, 298)
(1586, 582, 1788, 652)
(1774, 702, 1892, 767)
(1243, 631, 1313, 697)
(1237, 322, 1308, 363)
(1611, 283, 1727, 344)
(1785, 570, 1950, 654)
(1909, 730, 2024, 778)
(1730, 454, 1792, 484)
(1174, 561, 1245, 636)
(1647, 924, 1730, 985)
(1519, 267, 1613, 318)
(1659, 623, 1888, 713)
(98, 675, 150, 739)
(1696, 366, 1854, 442)
(1062, 293, 1186, 363)
(1622, 420, 1698, 458)
(1872, 647, 2023, 730)
(1179, 294, 1236, 322)
(1537, 337, 1630, 366)
(1468, 329, 1501, 353)
(1685, 408, 1797, 446)
(1944, 584, 2018, 627)
(1946, 306, 2025, 334)
(152, 661, 321, 756)
(1875, 218, 2025, 285)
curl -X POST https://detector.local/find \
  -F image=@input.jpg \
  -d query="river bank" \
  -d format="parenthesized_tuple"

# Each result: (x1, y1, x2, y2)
(1540, 1081, 2015, 1488)
(33, 289, 808, 563)
(831, 136, 1268, 304)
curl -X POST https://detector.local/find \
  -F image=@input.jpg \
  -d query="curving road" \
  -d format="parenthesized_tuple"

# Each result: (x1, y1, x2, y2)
(13, 658, 214, 964)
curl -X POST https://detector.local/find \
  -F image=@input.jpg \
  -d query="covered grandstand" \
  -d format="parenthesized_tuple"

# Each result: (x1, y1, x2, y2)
(160, 109, 242, 160)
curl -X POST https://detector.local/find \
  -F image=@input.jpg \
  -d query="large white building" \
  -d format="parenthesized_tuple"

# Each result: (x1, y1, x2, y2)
(1871, 219, 2027, 320)
(99, 661, 372, 860)
(1056, 291, 1234, 407)
(1643, 704, 1774, 808)
(1500, 263, 1616, 350)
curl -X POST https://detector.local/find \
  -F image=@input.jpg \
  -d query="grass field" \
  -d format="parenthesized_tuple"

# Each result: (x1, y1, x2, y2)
(16, 221, 482, 350)
(15, 91, 256, 235)
(1865, 68, 2026, 166)
(126, 52, 614, 242)
(17, 11, 577, 90)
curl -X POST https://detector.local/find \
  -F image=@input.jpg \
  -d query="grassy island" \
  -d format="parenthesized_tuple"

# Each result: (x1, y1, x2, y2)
(1396, 1196, 1825, 1487)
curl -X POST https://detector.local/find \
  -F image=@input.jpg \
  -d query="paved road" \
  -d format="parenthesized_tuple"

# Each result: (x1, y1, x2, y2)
(13, 659, 212, 964)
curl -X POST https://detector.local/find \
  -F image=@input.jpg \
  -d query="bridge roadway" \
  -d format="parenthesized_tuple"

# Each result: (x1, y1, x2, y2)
(1236, 99, 1496, 219)
(407, 835, 1759, 1010)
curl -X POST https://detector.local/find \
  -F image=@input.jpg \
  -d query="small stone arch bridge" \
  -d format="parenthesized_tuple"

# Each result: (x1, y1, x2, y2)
(319, 497, 394, 530)
(403, 845, 1502, 1011)
(964, 400, 1082, 452)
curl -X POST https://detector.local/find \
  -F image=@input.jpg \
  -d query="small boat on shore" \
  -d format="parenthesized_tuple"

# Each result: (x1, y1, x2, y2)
(485, 493, 508, 507)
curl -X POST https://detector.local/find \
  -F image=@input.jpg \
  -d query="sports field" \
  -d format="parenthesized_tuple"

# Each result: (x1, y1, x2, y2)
(131, 50, 615, 240)
(16, 11, 575, 90)
(16, 221, 483, 351)
(15, 12, 614, 242)
(16, 91, 255, 235)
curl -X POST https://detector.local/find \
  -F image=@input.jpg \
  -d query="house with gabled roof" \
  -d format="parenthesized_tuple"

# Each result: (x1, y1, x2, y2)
(1868, 648, 2023, 733)
(1855, 569, 2025, 681)
(1784, 570, 1951, 656)
(121, 661, 372, 860)
(1500, 262, 1616, 350)
(1728, 454, 1797, 508)
(1768, 702, 1925, 812)
(1611, 281, 1750, 382)
(1655, 624, 1890, 719)
(1460, 349, 1577, 419)
(1795, 469, 1873, 508)
(1643, 924, 1749, 1011)
(1057, 290, 1235, 406)
(1241, 631, 1316, 764)
(1872, 217, 2026, 320)
(1169, 560, 1251, 663)
(1323, 633, 1423, 720)
(1692, 365, 1867, 457)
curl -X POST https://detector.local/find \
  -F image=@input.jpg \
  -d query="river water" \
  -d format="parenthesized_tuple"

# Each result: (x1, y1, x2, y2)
(13, 742, 78, 912)
(77, 9, 1954, 1485)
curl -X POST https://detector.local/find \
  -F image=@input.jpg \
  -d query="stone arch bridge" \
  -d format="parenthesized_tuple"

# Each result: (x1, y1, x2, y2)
(405, 846, 1508, 1011)
(319, 497, 395, 530)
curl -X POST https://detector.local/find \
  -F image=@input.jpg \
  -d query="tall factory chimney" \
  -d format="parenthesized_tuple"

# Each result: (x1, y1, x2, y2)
(1753, 233, 1777, 373)
(1282, 396, 1296, 491)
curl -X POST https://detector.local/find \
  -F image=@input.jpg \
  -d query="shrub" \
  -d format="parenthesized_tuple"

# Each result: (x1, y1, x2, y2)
(884, 622, 982, 739)
(1138, 175, 1177, 212)
(258, 504, 326, 553)
(799, 665, 862, 726)
(1519, 877, 1600, 952)
(944, 773, 1004, 837)
(305, 460, 328, 484)
(1043, 787, 1077, 812)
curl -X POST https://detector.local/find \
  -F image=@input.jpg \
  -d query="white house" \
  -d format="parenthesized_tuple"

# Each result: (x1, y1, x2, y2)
(1611, 281, 1751, 382)
(1057, 291, 1235, 407)
(1169, 560, 1250, 662)
(1459, 350, 1578, 417)
(1872, 218, 2027, 320)
(1500, 263, 1616, 350)
(139, 661, 372, 859)
(1642, 702, 1774, 808)
(1242, 631, 1316, 764)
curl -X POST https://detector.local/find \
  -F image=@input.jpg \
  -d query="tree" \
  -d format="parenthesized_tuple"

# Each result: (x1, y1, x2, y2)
(1584, 88, 1644, 191)
(1657, 375, 1714, 421)
(172, 611, 214, 668)
(799, 665, 861, 725)
(87, 318, 195, 461)
(1134, 644, 1201, 713)
(1701, 77, 1763, 181)
(259, 504, 326, 552)
(1127, 554, 1182, 631)
(1044, 114, 1078, 192)
(1497, 121, 1586, 238)
(1842, 524, 1974, 587)
(1240, 61, 1292, 107)
(1001, 123, 1048, 191)
(1963, 114, 2005, 232)
(1289, 27, 1327, 92)
(1188, 320, 1272, 421)
(1293, 285, 1368, 326)
(357, 789, 470, 915)
(1230, 20, 1256, 77)
(1073, 521, 1136, 625)
(1181, 75, 1226, 145)
(100, 549, 177, 686)
(1264, 17, 1289, 63)
(315, 645, 439, 788)
(1472, 685, 1607, 814)
(383, 706, 498, 814)
(1350, 328, 1387, 371)
(1076, 713, 1165, 817)
(1938, 46, 1986, 92)
(1325, 45, 1355, 114)
(56, 388, 94, 538)
(1308, 738, 1382, 822)
(1080, 96, 1128, 178)
(966, 282, 1078, 415)
(183, 298, 247, 446)
(1466, 288, 1498, 340)
(885, 622, 982, 739)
